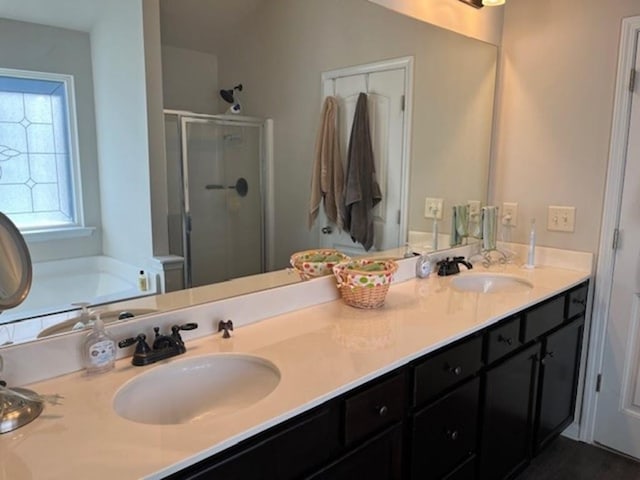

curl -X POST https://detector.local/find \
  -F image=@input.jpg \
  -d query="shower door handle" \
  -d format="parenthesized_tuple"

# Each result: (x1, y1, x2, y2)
(321, 226, 333, 234)
(205, 178, 248, 197)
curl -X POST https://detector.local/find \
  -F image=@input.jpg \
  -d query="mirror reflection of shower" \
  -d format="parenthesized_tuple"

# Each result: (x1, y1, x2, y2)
(219, 84, 243, 114)
(163, 111, 273, 289)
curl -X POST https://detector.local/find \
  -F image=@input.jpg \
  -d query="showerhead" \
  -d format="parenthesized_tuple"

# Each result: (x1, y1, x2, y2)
(219, 84, 243, 104)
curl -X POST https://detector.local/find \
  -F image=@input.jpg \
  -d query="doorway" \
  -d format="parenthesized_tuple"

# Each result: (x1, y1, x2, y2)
(586, 17, 640, 458)
(317, 57, 412, 255)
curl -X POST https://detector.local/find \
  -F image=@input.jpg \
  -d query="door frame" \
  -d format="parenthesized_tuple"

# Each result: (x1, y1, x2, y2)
(581, 16, 640, 443)
(320, 56, 414, 248)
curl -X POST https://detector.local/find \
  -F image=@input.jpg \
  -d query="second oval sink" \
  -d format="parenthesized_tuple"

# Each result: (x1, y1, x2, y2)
(451, 273, 533, 294)
(113, 354, 280, 425)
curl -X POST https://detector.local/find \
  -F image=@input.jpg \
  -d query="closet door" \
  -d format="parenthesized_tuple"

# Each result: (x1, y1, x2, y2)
(318, 64, 408, 255)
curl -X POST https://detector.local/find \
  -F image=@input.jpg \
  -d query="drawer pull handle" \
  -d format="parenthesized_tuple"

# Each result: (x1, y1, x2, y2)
(449, 366, 463, 376)
(498, 334, 513, 346)
(377, 405, 389, 417)
(541, 351, 555, 365)
(446, 429, 459, 441)
(572, 298, 586, 306)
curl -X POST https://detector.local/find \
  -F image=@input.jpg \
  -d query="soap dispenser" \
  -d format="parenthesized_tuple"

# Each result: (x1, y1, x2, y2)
(82, 311, 116, 374)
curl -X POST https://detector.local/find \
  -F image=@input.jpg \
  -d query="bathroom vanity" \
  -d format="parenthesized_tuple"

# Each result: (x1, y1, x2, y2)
(0, 257, 590, 480)
(168, 281, 587, 480)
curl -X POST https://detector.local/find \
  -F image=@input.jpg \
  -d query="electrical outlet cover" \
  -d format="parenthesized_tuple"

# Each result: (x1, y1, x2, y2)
(424, 197, 444, 219)
(502, 202, 518, 227)
(468, 200, 481, 218)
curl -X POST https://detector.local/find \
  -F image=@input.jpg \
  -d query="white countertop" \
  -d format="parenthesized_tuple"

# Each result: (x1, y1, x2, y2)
(0, 262, 590, 480)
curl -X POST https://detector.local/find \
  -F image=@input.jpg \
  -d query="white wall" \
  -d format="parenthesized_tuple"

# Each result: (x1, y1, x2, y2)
(161, 45, 219, 114)
(143, 0, 170, 260)
(492, 0, 640, 253)
(92, 0, 154, 267)
(0, 18, 102, 262)
(214, 0, 496, 267)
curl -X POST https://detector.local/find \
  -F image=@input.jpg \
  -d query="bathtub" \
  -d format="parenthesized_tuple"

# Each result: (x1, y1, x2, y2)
(1, 256, 150, 325)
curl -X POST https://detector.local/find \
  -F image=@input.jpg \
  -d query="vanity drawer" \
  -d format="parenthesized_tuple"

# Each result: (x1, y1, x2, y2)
(410, 377, 479, 480)
(521, 295, 565, 344)
(344, 372, 406, 446)
(566, 283, 588, 320)
(413, 335, 483, 406)
(485, 315, 522, 364)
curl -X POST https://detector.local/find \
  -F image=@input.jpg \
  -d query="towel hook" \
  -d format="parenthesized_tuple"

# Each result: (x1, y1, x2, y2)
(365, 73, 370, 93)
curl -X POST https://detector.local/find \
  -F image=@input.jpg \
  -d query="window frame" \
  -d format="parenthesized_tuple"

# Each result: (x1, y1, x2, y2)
(0, 67, 90, 239)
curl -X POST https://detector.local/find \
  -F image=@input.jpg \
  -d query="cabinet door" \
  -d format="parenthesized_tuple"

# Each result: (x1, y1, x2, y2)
(479, 343, 540, 480)
(172, 405, 340, 480)
(307, 424, 403, 480)
(535, 317, 585, 452)
(411, 377, 479, 480)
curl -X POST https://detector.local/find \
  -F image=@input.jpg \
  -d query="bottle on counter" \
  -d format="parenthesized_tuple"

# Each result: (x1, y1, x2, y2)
(138, 270, 148, 292)
(82, 311, 116, 374)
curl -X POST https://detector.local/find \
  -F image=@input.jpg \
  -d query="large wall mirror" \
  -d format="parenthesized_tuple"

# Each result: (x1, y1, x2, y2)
(0, 0, 496, 347)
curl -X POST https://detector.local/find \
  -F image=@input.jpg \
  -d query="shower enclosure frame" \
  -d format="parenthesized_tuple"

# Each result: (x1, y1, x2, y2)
(164, 109, 275, 288)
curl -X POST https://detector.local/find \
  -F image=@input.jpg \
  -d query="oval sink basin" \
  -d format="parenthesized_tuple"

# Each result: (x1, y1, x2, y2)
(113, 354, 280, 425)
(451, 273, 533, 294)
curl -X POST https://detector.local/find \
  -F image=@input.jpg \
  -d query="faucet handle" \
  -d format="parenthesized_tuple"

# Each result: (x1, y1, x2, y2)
(218, 320, 234, 339)
(170, 323, 198, 342)
(118, 334, 151, 355)
(173, 323, 198, 332)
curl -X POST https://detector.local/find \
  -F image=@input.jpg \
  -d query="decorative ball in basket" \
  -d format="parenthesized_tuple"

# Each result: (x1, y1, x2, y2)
(332, 259, 398, 309)
(289, 249, 351, 280)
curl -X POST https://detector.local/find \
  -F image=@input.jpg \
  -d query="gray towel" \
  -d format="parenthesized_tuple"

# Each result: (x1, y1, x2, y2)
(308, 96, 344, 229)
(450, 206, 461, 247)
(343, 93, 382, 251)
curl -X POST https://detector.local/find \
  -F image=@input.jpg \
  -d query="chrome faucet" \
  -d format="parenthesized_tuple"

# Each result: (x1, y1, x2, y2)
(118, 323, 198, 366)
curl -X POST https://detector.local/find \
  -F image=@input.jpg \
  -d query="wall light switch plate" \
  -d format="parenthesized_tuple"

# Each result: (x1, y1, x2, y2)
(468, 200, 481, 219)
(424, 197, 444, 219)
(502, 202, 518, 226)
(547, 206, 576, 232)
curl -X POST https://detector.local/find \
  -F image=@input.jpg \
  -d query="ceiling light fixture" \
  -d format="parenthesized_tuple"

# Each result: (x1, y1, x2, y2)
(458, 0, 483, 8)
(458, 0, 505, 7)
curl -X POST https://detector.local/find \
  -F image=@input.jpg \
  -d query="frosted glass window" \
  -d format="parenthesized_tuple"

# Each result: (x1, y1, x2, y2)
(0, 72, 78, 230)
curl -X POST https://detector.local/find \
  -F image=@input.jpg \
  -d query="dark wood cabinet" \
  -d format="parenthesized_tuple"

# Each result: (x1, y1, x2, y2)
(168, 404, 341, 480)
(535, 317, 585, 452)
(479, 343, 540, 480)
(479, 285, 587, 480)
(166, 281, 588, 480)
(411, 377, 480, 480)
(307, 425, 403, 480)
(413, 334, 483, 406)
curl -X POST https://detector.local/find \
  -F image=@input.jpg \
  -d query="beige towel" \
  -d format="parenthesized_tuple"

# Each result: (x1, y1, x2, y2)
(308, 96, 344, 229)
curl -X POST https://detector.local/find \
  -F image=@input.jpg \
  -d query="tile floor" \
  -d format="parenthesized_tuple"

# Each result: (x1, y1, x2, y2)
(516, 437, 640, 479)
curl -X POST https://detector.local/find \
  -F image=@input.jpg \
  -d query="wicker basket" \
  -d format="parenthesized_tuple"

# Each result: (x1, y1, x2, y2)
(332, 259, 398, 309)
(290, 249, 350, 280)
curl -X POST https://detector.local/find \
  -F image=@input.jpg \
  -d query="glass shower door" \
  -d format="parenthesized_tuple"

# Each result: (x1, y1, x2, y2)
(182, 118, 263, 288)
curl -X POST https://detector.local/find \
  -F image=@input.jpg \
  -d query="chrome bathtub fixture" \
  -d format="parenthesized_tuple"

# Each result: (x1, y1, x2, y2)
(118, 323, 198, 366)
